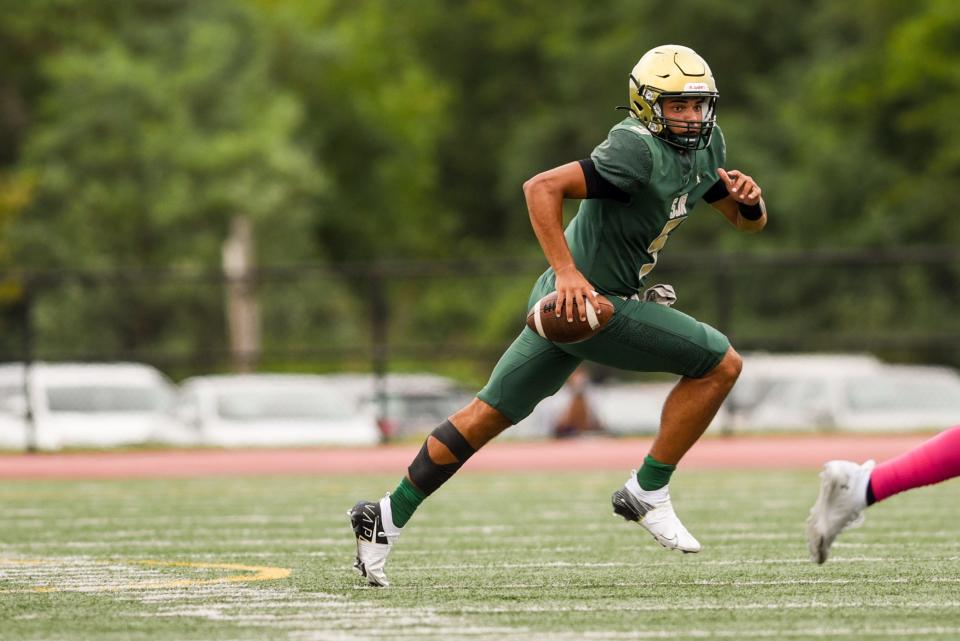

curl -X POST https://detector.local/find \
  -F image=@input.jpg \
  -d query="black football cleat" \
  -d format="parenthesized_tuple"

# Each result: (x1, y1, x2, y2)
(348, 499, 394, 587)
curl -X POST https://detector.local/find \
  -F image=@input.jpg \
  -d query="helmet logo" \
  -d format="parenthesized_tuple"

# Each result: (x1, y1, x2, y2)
(683, 82, 709, 92)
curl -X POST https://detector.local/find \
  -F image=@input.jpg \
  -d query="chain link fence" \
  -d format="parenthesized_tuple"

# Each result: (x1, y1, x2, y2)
(1, 247, 959, 385)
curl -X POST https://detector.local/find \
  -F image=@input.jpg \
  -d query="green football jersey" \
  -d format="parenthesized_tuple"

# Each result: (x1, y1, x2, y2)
(564, 117, 726, 297)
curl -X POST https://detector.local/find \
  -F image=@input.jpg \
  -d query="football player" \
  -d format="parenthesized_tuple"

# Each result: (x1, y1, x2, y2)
(349, 44, 768, 586)
(807, 424, 960, 564)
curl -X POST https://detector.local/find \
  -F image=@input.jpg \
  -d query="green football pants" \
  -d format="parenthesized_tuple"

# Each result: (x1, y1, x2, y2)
(477, 283, 730, 424)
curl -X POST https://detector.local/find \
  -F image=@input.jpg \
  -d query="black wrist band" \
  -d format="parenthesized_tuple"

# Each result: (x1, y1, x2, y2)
(737, 202, 764, 221)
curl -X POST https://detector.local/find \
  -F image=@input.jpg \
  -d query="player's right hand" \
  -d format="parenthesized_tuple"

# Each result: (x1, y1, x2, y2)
(554, 265, 600, 323)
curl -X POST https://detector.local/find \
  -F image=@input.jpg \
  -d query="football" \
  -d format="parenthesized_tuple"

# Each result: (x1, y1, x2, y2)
(526, 291, 614, 343)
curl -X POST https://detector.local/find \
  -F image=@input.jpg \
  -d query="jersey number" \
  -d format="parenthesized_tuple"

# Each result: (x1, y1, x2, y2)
(639, 213, 686, 279)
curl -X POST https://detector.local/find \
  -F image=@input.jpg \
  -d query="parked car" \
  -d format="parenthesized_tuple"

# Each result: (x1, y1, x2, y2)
(715, 352, 884, 433)
(0, 362, 179, 450)
(319, 373, 473, 439)
(174, 374, 383, 447)
(743, 364, 960, 432)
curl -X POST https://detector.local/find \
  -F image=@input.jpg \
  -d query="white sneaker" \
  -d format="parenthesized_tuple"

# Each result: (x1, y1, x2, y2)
(611, 473, 701, 553)
(806, 459, 875, 564)
(348, 496, 400, 586)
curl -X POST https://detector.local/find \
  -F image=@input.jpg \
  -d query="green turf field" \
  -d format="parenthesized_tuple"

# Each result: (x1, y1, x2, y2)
(1, 470, 958, 640)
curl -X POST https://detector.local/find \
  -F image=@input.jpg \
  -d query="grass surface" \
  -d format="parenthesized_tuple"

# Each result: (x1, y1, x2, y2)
(1, 469, 959, 640)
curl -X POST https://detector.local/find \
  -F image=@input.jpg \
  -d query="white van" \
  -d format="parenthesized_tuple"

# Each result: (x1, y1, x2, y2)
(745, 363, 960, 432)
(0, 362, 179, 450)
(175, 374, 383, 447)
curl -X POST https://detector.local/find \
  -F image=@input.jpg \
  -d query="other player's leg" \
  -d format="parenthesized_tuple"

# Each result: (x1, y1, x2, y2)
(807, 424, 960, 564)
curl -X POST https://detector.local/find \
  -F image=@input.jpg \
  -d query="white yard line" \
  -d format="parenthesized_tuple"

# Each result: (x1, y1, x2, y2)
(443, 600, 960, 614)
(293, 628, 960, 641)
(3, 554, 959, 641)
(419, 555, 960, 570)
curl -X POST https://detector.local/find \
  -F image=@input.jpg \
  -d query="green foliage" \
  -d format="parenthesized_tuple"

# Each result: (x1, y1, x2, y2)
(4, 1, 326, 363)
(254, 0, 455, 262)
(1, 0, 960, 373)
(14, 1, 320, 268)
(761, 0, 960, 248)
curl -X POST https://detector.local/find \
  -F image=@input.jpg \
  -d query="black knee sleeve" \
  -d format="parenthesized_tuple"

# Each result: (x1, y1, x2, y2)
(407, 420, 477, 496)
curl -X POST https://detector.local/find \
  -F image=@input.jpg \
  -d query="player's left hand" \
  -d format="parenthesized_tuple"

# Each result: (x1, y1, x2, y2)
(717, 168, 761, 205)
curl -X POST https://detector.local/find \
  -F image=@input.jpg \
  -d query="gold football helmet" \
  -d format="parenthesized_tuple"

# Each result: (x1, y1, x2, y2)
(627, 44, 718, 150)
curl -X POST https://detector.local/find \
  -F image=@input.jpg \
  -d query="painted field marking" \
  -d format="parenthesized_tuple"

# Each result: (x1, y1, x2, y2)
(420, 555, 958, 570)
(442, 599, 960, 614)
(0, 557, 291, 593)
(355, 627, 960, 640)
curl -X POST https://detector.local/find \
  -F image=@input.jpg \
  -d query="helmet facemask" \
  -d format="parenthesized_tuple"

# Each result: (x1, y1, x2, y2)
(630, 75, 718, 151)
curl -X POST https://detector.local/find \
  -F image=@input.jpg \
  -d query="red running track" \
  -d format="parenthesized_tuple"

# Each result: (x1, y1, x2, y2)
(0, 434, 935, 479)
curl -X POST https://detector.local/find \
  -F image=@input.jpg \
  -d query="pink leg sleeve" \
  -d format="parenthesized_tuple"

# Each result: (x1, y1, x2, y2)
(870, 425, 960, 503)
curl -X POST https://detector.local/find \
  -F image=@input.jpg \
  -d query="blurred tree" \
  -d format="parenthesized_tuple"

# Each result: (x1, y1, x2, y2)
(251, 0, 455, 263)
(0, 0, 958, 372)
(15, 2, 320, 267)
(7, 0, 330, 361)
(725, 0, 960, 351)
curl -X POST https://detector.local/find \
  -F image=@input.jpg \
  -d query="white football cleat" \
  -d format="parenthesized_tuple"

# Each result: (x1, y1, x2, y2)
(348, 497, 399, 586)
(806, 459, 875, 564)
(611, 473, 701, 553)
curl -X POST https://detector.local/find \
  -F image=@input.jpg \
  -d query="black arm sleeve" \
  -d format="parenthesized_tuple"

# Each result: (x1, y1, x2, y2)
(578, 159, 630, 203)
(702, 178, 730, 203)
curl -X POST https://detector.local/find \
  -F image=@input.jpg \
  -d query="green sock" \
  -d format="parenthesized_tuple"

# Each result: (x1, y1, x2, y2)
(389, 477, 426, 528)
(635, 454, 676, 491)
